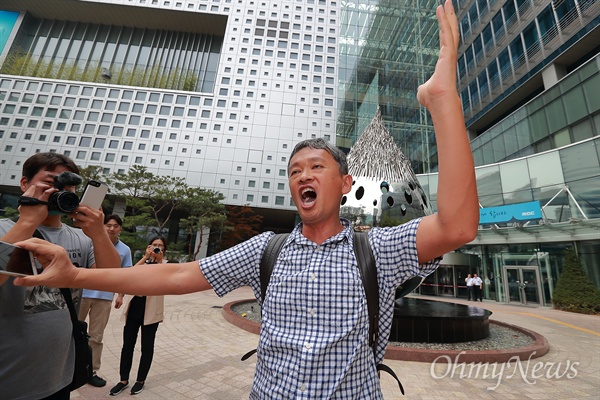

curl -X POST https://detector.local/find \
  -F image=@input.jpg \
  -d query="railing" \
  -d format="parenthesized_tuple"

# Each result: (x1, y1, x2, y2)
(463, 0, 599, 118)
(516, 0, 534, 20)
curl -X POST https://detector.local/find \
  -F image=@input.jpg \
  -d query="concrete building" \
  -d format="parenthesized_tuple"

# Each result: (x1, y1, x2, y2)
(0, 0, 598, 305)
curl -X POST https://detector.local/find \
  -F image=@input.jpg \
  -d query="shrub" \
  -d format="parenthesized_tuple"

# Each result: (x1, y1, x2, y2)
(552, 248, 600, 314)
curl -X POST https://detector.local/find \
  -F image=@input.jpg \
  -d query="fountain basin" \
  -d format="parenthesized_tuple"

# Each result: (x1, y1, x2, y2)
(390, 297, 492, 343)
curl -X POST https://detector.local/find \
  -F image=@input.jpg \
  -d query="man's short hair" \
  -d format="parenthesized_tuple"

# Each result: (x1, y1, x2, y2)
(288, 138, 348, 175)
(104, 214, 123, 226)
(22, 152, 80, 181)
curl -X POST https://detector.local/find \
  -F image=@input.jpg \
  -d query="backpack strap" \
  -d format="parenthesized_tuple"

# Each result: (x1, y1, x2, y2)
(352, 232, 378, 355)
(259, 233, 289, 305)
(240, 233, 290, 362)
(353, 232, 404, 395)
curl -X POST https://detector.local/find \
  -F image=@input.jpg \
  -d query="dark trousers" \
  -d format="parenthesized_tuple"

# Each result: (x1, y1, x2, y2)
(40, 385, 70, 400)
(119, 315, 159, 382)
(467, 286, 474, 300)
(473, 285, 482, 301)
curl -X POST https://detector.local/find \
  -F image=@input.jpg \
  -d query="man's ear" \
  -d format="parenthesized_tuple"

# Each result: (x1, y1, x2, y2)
(341, 174, 353, 195)
(19, 176, 29, 192)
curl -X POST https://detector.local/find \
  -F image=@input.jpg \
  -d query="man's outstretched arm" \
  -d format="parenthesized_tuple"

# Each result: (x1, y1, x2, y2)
(13, 238, 212, 295)
(416, 0, 479, 263)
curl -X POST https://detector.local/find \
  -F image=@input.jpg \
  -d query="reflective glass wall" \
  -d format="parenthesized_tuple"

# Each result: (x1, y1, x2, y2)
(419, 136, 600, 223)
(337, 0, 440, 174)
(470, 54, 599, 166)
(2, 15, 223, 92)
(417, 136, 600, 301)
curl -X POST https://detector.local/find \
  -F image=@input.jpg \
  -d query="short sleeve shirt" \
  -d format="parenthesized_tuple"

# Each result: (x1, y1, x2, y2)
(83, 239, 132, 301)
(0, 220, 95, 399)
(200, 217, 440, 399)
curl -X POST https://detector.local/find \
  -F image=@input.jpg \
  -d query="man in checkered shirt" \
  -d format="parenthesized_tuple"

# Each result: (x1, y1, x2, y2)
(15, 2, 479, 398)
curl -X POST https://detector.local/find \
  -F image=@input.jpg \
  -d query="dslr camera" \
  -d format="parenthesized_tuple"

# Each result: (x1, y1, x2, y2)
(47, 171, 83, 214)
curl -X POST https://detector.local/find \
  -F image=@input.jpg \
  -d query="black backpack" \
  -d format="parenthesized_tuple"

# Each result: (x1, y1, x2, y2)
(242, 231, 405, 395)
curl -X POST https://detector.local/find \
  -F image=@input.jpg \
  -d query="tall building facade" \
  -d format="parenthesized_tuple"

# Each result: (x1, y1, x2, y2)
(0, 0, 598, 305)
(0, 0, 348, 231)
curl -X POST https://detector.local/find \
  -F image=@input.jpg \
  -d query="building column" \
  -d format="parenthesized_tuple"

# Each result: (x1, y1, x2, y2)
(111, 197, 127, 217)
(541, 63, 567, 89)
(193, 227, 210, 260)
(467, 128, 477, 142)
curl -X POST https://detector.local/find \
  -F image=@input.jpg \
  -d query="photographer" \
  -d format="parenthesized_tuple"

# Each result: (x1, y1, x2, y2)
(0, 152, 120, 400)
(109, 237, 166, 396)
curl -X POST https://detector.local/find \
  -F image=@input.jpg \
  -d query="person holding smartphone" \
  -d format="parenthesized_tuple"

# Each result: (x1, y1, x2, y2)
(78, 215, 133, 388)
(109, 237, 166, 396)
(0, 152, 120, 400)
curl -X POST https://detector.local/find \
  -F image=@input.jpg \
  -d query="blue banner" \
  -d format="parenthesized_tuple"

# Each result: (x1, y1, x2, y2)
(0, 10, 19, 54)
(479, 201, 542, 225)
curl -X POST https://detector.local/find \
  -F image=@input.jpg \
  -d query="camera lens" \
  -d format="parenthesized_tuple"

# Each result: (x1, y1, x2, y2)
(153, 247, 161, 254)
(48, 191, 79, 213)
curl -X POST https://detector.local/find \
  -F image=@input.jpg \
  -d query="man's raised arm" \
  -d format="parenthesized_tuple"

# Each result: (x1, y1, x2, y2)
(415, 0, 479, 263)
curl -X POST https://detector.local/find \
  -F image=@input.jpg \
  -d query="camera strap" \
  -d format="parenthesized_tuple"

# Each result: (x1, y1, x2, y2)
(18, 196, 49, 206)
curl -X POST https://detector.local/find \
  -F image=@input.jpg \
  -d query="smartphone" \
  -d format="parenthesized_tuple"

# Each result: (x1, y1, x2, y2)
(0, 240, 40, 277)
(79, 180, 108, 209)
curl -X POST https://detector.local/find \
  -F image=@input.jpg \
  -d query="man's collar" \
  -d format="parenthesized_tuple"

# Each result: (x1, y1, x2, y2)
(292, 218, 354, 245)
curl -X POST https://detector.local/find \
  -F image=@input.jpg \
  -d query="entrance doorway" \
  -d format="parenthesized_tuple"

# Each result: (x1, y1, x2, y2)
(503, 266, 543, 305)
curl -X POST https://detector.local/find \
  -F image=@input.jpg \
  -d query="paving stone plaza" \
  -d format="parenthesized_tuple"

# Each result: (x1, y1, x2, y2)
(72, 287, 599, 399)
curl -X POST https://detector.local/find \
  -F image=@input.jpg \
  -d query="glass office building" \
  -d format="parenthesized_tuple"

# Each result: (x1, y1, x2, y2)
(416, 0, 600, 305)
(0, 0, 598, 305)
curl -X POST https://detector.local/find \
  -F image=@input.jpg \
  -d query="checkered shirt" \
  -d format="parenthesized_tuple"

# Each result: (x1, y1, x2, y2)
(200, 217, 440, 399)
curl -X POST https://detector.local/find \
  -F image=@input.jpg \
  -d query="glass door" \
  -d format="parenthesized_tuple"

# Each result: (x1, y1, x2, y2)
(521, 268, 541, 304)
(503, 267, 542, 305)
(438, 266, 455, 296)
(506, 268, 521, 302)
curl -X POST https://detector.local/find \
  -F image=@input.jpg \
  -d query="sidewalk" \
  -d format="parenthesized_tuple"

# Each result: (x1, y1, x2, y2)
(73, 288, 600, 399)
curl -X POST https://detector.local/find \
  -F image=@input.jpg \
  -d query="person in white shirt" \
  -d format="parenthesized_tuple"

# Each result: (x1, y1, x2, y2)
(465, 273, 474, 300)
(472, 273, 483, 301)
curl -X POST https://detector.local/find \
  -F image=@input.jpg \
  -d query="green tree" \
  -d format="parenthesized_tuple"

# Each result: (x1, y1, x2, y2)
(109, 165, 154, 250)
(1, 206, 18, 219)
(178, 187, 226, 260)
(77, 165, 105, 184)
(145, 175, 189, 234)
(552, 248, 600, 314)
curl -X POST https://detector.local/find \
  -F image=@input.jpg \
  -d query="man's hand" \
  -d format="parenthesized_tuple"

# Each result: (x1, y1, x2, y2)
(12, 238, 80, 288)
(115, 294, 124, 309)
(70, 204, 105, 238)
(416, 0, 460, 111)
(17, 182, 56, 225)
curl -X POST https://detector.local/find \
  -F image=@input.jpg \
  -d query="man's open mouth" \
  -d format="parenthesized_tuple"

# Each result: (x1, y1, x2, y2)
(301, 188, 317, 204)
